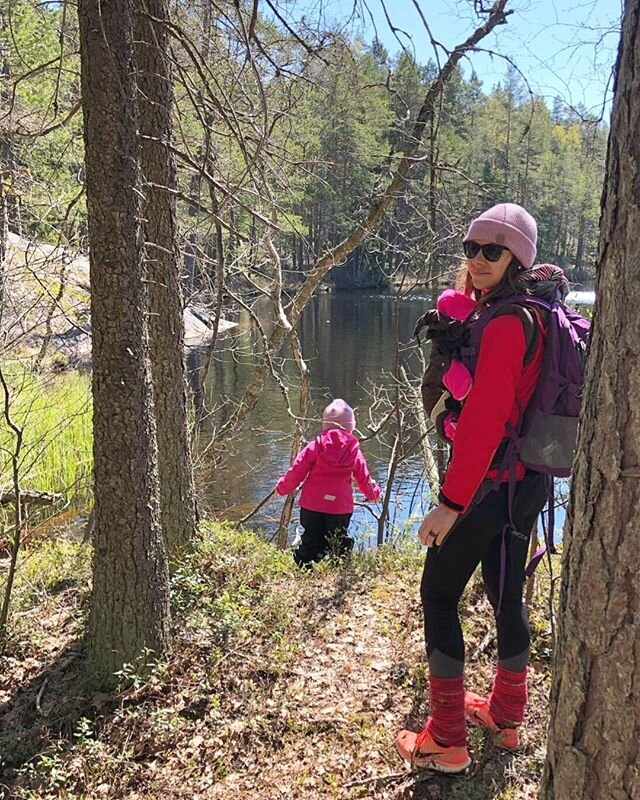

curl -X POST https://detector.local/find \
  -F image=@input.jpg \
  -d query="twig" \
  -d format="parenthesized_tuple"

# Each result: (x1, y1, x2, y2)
(238, 489, 276, 524)
(213, 0, 511, 450)
(525, 521, 539, 608)
(400, 364, 439, 498)
(0, 366, 24, 634)
(353, 501, 381, 522)
(210, 645, 246, 673)
(35, 677, 49, 716)
(196, 181, 226, 394)
(343, 770, 412, 788)
(276, 332, 309, 549)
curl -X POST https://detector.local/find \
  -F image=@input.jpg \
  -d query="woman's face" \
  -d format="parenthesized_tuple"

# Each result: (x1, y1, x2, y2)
(465, 240, 514, 290)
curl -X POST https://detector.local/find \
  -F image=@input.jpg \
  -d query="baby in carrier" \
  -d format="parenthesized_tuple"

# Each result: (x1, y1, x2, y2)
(414, 289, 477, 441)
(415, 266, 562, 441)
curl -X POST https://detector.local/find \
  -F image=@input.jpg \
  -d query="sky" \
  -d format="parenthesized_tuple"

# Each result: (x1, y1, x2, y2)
(286, 0, 622, 120)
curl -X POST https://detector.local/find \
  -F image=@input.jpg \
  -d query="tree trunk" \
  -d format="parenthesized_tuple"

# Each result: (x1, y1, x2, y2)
(78, 0, 170, 688)
(135, 0, 197, 558)
(0, 15, 17, 254)
(0, 142, 7, 333)
(574, 209, 587, 274)
(0, 44, 20, 237)
(541, 3, 640, 797)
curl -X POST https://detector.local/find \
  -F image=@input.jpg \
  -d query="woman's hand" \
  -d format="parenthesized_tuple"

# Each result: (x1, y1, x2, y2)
(418, 504, 460, 547)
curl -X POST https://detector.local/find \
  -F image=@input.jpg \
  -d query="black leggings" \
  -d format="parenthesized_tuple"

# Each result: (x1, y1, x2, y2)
(293, 507, 353, 566)
(421, 472, 549, 677)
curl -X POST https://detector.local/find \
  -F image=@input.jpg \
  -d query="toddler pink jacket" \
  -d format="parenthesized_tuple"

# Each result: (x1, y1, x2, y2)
(275, 429, 381, 514)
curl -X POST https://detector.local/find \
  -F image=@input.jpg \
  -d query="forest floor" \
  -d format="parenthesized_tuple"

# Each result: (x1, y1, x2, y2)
(0, 523, 556, 800)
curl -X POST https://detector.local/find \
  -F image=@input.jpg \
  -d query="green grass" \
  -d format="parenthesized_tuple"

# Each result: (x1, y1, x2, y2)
(0, 369, 93, 509)
(9, 536, 92, 613)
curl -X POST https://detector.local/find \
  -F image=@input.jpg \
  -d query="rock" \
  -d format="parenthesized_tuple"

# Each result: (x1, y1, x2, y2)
(4, 234, 237, 367)
(184, 307, 237, 347)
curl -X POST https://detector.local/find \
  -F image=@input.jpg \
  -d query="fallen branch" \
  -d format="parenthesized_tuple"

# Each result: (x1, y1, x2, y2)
(238, 489, 275, 524)
(471, 629, 495, 661)
(0, 489, 62, 508)
(35, 677, 49, 716)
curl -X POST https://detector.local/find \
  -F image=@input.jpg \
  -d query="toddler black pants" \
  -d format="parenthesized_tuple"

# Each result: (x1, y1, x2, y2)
(294, 507, 354, 566)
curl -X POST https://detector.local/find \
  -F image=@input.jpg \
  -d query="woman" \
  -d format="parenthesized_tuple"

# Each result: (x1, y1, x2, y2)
(396, 203, 560, 773)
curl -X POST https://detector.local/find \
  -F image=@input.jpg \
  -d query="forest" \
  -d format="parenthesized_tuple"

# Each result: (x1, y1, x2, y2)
(0, 1, 638, 799)
(4, 0, 607, 289)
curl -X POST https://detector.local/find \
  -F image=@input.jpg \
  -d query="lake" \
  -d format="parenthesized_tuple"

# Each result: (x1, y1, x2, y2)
(193, 289, 436, 548)
(194, 288, 592, 549)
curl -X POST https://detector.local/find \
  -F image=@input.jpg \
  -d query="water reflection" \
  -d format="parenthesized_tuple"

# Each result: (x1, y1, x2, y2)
(193, 290, 436, 546)
(193, 287, 573, 547)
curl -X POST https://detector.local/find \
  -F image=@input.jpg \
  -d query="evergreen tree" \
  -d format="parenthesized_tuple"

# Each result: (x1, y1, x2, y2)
(78, 0, 170, 688)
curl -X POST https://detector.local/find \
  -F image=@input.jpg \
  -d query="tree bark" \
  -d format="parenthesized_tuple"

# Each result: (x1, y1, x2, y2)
(0, 12, 12, 319)
(541, 3, 640, 797)
(135, 0, 197, 557)
(78, 0, 170, 687)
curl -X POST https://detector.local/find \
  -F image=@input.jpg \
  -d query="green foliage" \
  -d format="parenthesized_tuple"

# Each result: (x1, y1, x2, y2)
(171, 522, 300, 660)
(0, 370, 92, 506)
(2, 1, 84, 243)
(7, 2, 606, 282)
(2, 535, 90, 654)
(14, 536, 90, 600)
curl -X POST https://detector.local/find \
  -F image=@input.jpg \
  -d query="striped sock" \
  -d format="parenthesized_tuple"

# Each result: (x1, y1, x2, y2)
(489, 664, 528, 727)
(425, 675, 467, 747)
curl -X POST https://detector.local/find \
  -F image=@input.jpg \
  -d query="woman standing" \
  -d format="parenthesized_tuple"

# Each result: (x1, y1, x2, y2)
(396, 203, 562, 773)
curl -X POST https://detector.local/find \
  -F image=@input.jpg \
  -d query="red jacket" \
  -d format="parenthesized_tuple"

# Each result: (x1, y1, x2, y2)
(440, 313, 545, 513)
(275, 429, 381, 514)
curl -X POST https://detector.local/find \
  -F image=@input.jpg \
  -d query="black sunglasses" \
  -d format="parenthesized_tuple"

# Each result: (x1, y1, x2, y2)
(463, 241, 508, 262)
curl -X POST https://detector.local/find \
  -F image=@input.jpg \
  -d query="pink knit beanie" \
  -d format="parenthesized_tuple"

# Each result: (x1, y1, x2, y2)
(464, 203, 537, 268)
(322, 399, 355, 432)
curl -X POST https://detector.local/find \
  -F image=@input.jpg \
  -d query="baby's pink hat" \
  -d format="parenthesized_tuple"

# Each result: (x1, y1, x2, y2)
(322, 399, 355, 432)
(437, 289, 477, 321)
(464, 203, 537, 268)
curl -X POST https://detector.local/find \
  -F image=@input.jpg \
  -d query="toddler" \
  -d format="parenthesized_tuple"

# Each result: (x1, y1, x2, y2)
(275, 399, 381, 566)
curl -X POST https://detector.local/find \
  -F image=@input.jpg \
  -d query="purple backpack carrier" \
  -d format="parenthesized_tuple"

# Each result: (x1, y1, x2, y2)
(462, 294, 591, 582)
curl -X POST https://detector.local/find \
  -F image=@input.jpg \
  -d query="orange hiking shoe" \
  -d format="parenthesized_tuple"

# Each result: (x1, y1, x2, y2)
(464, 691, 519, 750)
(395, 726, 471, 774)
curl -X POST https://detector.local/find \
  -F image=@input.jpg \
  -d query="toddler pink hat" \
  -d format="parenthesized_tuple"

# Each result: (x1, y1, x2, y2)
(322, 399, 355, 431)
(464, 203, 537, 268)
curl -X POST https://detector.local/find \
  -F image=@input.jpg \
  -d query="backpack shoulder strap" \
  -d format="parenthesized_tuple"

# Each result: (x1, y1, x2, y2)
(486, 302, 545, 366)
(496, 303, 541, 366)
(464, 295, 550, 376)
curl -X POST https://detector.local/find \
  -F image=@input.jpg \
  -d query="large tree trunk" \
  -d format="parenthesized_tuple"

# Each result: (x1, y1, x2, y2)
(541, 3, 640, 797)
(78, 0, 170, 687)
(0, 13, 15, 262)
(135, 0, 197, 558)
